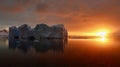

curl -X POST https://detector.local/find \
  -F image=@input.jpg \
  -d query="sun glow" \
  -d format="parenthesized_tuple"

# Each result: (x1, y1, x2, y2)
(95, 29, 110, 37)
(99, 37, 106, 42)
(96, 32, 107, 37)
(95, 29, 110, 42)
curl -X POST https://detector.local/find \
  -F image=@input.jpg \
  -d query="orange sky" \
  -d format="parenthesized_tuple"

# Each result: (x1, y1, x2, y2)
(0, 0, 120, 35)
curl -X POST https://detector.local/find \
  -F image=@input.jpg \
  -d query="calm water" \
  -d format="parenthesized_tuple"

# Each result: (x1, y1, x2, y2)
(0, 37, 120, 67)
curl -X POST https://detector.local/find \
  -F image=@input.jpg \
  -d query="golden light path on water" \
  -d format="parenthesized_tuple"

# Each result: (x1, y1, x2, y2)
(97, 37, 110, 44)
(99, 37, 106, 42)
(92, 29, 113, 47)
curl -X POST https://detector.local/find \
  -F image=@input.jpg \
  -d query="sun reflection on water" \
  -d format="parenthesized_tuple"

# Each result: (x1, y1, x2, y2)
(99, 37, 107, 42)
(94, 36, 108, 44)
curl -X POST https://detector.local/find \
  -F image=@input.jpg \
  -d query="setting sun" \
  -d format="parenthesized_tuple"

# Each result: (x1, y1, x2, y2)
(96, 32, 107, 37)
(94, 29, 110, 42)
(95, 29, 110, 37)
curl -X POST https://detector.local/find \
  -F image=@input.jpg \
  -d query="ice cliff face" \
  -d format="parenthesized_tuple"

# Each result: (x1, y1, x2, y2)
(34, 24, 68, 39)
(9, 26, 19, 39)
(18, 24, 33, 39)
(0, 29, 8, 36)
(9, 24, 68, 40)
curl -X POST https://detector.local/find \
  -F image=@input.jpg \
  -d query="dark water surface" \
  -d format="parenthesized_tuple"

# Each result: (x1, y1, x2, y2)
(0, 38, 120, 67)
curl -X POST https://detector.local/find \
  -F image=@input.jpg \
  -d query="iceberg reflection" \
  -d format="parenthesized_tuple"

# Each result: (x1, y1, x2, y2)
(9, 39, 67, 53)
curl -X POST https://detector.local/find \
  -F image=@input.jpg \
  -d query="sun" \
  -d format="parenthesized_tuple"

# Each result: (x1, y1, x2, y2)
(95, 29, 110, 37)
(95, 32, 107, 43)
(96, 32, 107, 37)
(94, 29, 110, 43)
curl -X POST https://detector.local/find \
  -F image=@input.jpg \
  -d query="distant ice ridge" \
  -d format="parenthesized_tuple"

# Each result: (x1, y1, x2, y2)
(0, 29, 8, 37)
(9, 24, 68, 40)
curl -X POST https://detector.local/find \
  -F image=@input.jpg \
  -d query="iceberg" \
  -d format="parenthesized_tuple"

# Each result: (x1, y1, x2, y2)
(9, 24, 68, 40)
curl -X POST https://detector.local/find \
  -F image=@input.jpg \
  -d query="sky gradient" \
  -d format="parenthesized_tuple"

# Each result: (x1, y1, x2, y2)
(0, 0, 120, 35)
